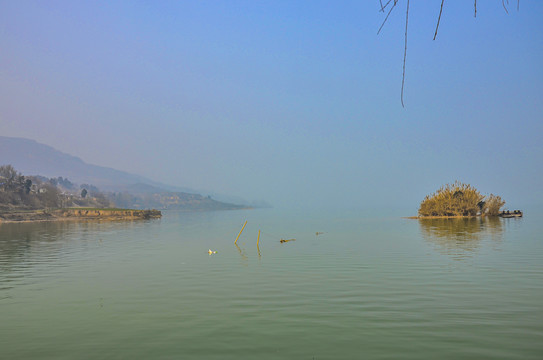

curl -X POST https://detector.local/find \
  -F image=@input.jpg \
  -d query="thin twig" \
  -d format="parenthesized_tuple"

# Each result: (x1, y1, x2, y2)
(433, 0, 445, 40)
(380, 0, 394, 12)
(377, 1, 397, 35)
(383, 0, 392, 10)
(376, 0, 520, 107)
(401, 0, 410, 107)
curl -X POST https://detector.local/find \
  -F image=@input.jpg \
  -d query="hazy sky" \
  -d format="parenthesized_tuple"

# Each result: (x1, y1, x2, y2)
(1, 1, 542, 212)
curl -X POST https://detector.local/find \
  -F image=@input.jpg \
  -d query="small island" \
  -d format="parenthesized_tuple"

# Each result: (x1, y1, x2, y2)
(0, 165, 161, 223)
(415, 181, 508, 218)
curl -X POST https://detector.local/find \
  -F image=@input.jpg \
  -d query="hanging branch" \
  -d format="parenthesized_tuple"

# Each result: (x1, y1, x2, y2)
(400, 0, 410, 107)
(433, 0, 445, 40)
(378, 1, 518, 107)
(377, 1, 398, 35)
(503, 0, 509, 14)
(380, 0, 395, 12)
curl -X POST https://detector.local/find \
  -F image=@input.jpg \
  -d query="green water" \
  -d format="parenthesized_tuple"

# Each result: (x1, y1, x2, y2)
(1, 209, 542, 359)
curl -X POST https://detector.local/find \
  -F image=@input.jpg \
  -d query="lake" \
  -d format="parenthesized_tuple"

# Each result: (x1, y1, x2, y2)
(1, 208, 542, 359)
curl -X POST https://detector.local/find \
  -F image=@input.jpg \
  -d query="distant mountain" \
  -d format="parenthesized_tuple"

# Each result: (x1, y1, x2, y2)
(0, 136, 191, 192)
(0, 136, 249, 211)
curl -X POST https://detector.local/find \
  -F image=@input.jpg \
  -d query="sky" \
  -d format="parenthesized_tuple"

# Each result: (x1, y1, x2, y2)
(1, 1, 542, 213)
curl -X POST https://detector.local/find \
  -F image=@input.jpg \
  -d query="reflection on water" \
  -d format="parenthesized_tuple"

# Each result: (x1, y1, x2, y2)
(0, 210, 541, 359)
(0, 220, 155, 292)
(0, 221, 76, 296)
(234, 242, 249, 265)
(419, 217, 506, 258)
(0, 221, 72, 268)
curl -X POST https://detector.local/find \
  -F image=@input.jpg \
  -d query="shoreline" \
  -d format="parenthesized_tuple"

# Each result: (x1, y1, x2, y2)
(0, 208, 162, 224)
(405, 215, 482, 219)
(405, 215, 511, 219)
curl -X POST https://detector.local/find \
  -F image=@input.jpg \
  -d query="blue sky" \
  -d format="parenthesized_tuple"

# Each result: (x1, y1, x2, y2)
(1, 1, 542, 212)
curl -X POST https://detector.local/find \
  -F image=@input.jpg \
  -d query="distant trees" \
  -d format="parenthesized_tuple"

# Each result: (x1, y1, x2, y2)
(0, 165, 19, 191)
(37, 183, 60, 208)
(92, 192, 111, 208)
(24, 179, 32, 194)
(80, 184, 100, 196)
(0, 164, 110, 210)
(0, 165, 61, 208)
(1, 165, 27, 207)
(110, 192, 136, 209)
(50, 176, 74, 189)
(418, 181, 506, 217)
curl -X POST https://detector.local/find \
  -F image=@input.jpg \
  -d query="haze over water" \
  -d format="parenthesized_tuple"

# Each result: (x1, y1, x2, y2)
(1, 1, 542, 210)
(1, 209, 542, 359)
(1, 2, 542, 358)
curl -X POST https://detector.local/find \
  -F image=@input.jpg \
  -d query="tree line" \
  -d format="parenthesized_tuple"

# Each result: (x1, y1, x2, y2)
(0, 165, 110, 210)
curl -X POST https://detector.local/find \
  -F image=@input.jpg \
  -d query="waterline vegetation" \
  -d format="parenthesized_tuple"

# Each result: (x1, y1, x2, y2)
(418, 181, 505, 218)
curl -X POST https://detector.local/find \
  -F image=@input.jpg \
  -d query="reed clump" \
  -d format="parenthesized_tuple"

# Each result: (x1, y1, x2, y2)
(418, 181, 505, 217)
(483, 194, 506, 216)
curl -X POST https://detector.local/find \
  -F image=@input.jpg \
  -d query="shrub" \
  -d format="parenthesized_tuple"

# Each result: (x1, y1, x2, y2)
(484, 194, 505, 216)
(418, 181, 485, 217)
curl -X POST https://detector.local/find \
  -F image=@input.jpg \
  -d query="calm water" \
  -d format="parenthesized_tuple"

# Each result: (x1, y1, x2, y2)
(1, 209, 542, 359)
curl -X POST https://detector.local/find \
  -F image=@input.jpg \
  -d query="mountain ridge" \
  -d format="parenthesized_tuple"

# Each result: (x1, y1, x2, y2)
(0, 136, 199, 193)
(0, 136, 272, 209)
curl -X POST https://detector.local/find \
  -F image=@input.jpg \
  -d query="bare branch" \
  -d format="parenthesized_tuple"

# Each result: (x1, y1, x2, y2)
(401, 0, 410, 107)
(376, 0, 520, 107)
(433, 0, 445, 41)
(380, 0, 394, 12)
(377, 1, 398, 35)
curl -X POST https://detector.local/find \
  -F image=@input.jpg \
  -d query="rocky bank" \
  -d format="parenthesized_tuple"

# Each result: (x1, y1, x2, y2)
(0, 208, 162, 223)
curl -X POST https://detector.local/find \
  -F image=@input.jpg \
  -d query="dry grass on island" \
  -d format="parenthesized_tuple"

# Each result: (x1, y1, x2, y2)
(414, 181, 506, 218)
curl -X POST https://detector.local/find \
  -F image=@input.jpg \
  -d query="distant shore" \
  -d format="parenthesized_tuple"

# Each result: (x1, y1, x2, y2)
(0, 208, 162, 224)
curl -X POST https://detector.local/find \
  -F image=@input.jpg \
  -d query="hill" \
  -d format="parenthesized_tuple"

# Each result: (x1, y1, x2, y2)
(0, 136, 191, 191)
(0, 136, 247, 211)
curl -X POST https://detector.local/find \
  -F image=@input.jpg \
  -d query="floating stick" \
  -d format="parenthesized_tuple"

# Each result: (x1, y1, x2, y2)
(235, 220, 247, 244)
